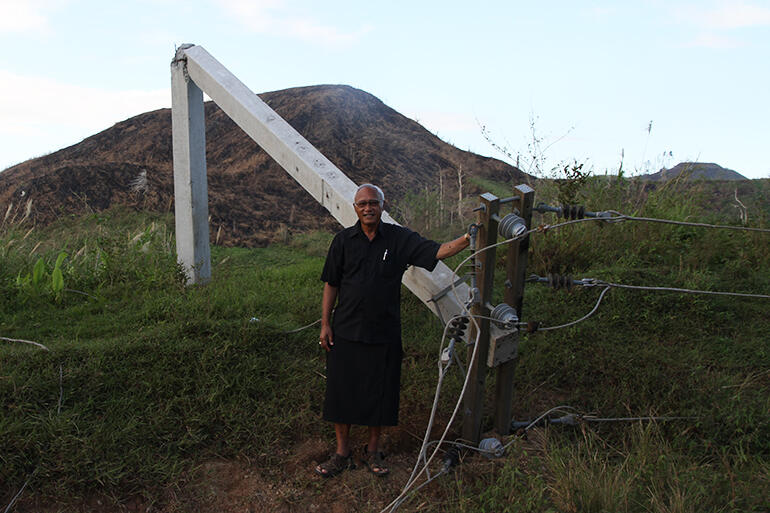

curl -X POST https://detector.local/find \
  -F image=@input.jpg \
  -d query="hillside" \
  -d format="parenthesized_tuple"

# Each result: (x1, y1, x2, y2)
(0, 85, 526, 246)
(642, 162, 747, 181)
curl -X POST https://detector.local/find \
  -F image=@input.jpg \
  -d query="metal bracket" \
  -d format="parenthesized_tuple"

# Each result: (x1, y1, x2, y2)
(428, 273, 471, 304)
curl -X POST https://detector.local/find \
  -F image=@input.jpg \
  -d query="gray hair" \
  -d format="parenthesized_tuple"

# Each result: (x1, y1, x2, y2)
(356, 183, 385, 203)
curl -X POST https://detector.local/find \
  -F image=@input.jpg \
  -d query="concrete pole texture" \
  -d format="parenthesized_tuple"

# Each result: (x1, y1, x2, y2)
(171, 44, 211, 284)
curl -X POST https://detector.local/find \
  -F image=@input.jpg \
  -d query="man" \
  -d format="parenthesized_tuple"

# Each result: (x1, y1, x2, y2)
(315, 183, 470, 477)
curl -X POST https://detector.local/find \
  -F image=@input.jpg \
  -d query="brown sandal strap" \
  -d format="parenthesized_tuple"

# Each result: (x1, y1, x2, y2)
(315, 453, 354, 478)
(362, 447, 389, 476)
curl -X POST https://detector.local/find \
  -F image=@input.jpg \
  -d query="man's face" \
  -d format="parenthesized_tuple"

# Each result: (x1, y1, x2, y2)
(354, 187, 383, 229)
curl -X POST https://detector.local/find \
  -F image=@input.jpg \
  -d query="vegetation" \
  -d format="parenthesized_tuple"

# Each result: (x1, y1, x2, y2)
(1, 177, 769, 511)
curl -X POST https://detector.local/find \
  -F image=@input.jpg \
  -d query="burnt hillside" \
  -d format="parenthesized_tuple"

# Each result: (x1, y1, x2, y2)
(0, 84, 526, 246)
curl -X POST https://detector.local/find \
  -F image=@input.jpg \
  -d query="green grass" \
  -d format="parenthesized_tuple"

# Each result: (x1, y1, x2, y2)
(1, 179, 769, 511)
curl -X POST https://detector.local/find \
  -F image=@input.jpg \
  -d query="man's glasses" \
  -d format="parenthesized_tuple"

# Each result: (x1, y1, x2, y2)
(354, 200, 382, 208)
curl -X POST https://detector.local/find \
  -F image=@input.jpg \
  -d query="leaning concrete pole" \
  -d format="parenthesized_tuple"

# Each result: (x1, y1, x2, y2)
(170, 44, 511, 345)
(171, 45, 210, 284)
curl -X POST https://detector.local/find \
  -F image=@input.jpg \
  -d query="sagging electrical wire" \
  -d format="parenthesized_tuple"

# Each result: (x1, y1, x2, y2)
(0, 336, 50, 351)
(522, 272, 770, 333)
(509, 409, 699, 435)
(281, 317, 321, 334)
(535, 202, 770, 233)
(389, 468, 449, 512)
(604, 210, 770, 233)
(526, 286, 612, 333)
(597, 280, 770, 300)
(3, 476, 31, 513)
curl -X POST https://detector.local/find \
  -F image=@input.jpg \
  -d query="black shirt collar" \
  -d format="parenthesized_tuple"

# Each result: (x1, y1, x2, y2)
(349, 220, 387, 240)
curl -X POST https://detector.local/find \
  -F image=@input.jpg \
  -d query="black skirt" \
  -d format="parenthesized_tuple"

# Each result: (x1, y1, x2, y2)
(322, 337, 403, 426)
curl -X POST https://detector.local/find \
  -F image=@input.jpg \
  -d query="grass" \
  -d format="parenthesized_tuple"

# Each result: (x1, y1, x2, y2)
(1, 178, 770, 511)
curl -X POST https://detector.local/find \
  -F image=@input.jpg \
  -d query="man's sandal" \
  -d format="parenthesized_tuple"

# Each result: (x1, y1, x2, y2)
(362, 446, 389, 477)
(314, 452, 355, 478)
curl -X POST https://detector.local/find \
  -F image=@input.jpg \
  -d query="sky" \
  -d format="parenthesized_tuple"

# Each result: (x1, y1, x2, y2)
(1, 0, 769, 179)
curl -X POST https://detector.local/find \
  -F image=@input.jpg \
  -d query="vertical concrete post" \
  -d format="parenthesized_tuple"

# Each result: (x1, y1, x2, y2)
(462, 193, 500, 444)
(171, 45, 210, 284)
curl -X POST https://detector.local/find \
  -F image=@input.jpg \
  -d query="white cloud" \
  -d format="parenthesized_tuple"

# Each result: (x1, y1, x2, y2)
(216, 0, 371, 45)
(0, 70, 169, 136)
(685, 32, 743, 47)
(678, 0, 770, 30)
(701, 0, 770, 29)
(0, 0, 52, 33)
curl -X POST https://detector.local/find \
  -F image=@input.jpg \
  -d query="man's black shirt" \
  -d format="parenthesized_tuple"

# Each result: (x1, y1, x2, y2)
(321, 221, 440, 345)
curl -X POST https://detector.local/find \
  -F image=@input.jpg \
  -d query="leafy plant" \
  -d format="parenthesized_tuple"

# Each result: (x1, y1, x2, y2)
(15, 251, 68, 301)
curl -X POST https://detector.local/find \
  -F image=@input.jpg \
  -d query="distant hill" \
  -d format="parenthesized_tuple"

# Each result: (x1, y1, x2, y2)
(641, 162, 747, 181)
(0, 84, 527, 246)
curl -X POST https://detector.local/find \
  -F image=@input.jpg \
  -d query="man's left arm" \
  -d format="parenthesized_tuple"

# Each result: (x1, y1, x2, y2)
(436, 233, 470, 260)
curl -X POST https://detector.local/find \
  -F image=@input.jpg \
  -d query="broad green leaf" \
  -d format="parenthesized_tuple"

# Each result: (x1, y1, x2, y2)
(54, 251, 68, 271)
(52, 267, 64, 294)
(32, 257, 45, 286)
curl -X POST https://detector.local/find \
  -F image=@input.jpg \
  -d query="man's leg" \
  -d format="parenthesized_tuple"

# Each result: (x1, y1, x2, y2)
(315, 423, 353, 476)
(366, 425, 381, 453)
(335, 423, 352, 455)
(364, 425, 389, 475)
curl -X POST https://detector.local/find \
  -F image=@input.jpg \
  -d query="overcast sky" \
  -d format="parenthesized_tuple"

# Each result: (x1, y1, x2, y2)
(1, 0, 769, 178)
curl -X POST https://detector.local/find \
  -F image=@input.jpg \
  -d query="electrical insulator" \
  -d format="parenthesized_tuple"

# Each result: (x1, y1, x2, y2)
(560, 205, 585, 220)
(446, 316, 469, 340)
(491, 303, 518, 329)
(547, 273, 574, 291)
(498, 213, 528, 239)
(478, 437, 504, 458)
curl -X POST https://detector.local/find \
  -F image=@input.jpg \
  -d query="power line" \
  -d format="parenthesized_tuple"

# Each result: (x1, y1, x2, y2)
(596, 280, 770, 300)
(529, 286, 611, 332)
(604, 211, 770, 233)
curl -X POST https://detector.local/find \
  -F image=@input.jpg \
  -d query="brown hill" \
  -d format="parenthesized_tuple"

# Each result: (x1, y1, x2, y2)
(642, 162, 747, 181)
(0, 84, 526, 246)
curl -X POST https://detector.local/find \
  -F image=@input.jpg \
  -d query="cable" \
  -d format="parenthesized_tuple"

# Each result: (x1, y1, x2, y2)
(387, 315, 482, 513)
(581, 415, 698, 423)
(530, 286, 611, 332)
(390, 468, 448, 512)
(523, 274, 770, 332)
(510, 411, 700, 432)
(0, 336, 50, 351)
(605, 211, 770, 233)
(280, 317, 321, 334)
(597, 281, 770, 300)
(535, 202, 770, 233)
(3, 478, 30, 513)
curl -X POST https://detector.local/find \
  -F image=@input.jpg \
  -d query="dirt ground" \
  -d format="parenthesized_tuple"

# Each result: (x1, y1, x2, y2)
(13, 423, 512, 513)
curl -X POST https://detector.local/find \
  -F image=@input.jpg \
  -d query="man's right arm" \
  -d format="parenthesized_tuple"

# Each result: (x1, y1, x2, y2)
(320, 283, 338, 352)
